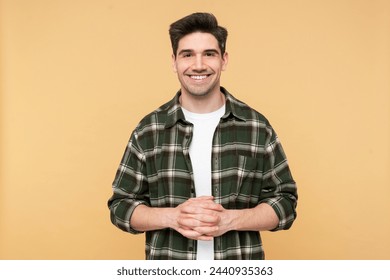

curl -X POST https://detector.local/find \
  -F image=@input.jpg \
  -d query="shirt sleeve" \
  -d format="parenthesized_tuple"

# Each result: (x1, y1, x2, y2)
(107, 128, 150, 234)
(260, 126, 298, 231)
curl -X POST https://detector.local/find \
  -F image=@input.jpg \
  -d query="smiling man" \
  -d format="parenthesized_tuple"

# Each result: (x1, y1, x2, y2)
(108, 13, 298, 260)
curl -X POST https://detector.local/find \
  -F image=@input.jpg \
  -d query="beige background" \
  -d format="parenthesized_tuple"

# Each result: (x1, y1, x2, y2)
(1, 0, 389, 259)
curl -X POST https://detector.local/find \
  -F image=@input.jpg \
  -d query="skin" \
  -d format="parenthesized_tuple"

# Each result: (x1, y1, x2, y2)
(131, 32, 279, 240)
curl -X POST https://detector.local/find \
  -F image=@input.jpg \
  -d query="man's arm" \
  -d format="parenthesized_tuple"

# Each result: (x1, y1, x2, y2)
(108, 129, 151, 234)
(131, 197, 278, 240)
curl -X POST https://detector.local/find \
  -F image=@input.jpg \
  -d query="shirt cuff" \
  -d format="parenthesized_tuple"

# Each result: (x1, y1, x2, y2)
(262, 197, 297, 231)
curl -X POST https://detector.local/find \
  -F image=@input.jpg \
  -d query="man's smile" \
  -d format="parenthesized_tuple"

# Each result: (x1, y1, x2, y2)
(187, 74, 212, 81)
(190, 75, 208, 80)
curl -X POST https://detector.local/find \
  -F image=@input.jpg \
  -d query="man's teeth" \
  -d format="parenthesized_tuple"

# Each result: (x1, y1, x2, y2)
(190, 75, 207, 80)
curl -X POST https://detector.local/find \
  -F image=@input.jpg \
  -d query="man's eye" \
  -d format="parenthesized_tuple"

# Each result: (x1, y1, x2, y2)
(205, 52, 217, 57)
(183, 53, 192, 57)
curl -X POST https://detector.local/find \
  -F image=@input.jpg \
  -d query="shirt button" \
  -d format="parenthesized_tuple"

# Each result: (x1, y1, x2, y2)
(188, 246, 194, 251)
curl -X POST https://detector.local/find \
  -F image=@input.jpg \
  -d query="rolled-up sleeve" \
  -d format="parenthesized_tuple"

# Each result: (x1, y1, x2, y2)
(107, 129, 150, 234)
(260, 126, 298, 231)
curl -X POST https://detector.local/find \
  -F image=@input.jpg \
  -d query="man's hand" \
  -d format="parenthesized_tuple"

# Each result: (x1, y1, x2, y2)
(172, 196, 225, 240)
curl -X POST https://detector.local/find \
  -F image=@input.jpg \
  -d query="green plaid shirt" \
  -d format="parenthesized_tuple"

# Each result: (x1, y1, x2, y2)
(108, 87, 297, 260)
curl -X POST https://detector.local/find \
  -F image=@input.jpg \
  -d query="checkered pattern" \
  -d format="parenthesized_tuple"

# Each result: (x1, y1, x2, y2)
(108, 87, 297, 259)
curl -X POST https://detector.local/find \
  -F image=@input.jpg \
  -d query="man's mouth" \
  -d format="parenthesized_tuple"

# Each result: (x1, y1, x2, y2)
(189, 75, 209, 80)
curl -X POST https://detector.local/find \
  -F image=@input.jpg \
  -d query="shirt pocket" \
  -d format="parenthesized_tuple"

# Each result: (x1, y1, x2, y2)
(233, 155, 262, 208)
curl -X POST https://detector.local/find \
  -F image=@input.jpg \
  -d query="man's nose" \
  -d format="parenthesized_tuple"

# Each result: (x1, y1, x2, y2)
(192, 55, 206, 71)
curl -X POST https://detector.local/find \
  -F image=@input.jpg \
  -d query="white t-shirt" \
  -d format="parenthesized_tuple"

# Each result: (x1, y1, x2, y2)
(182, 105, 226, 260)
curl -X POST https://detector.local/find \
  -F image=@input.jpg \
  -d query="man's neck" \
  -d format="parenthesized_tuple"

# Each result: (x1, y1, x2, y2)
(179, 89, 225, 113)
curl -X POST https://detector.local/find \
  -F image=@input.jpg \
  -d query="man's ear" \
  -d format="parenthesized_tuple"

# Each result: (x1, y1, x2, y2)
(222, 52, 229, 71)
(172, 54, 177, 73)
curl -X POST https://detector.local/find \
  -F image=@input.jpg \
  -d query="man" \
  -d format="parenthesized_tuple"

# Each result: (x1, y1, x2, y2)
(108, 12, 298, 260)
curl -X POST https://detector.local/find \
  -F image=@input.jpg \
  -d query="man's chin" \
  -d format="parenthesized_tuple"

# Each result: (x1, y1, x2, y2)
(188, 91, 210, 97)
(184, 85, 217, 98)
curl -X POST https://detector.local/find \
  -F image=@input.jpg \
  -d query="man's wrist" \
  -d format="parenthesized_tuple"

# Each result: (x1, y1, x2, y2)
(161, 207, 178, 229)
(221, 209, 240, 232)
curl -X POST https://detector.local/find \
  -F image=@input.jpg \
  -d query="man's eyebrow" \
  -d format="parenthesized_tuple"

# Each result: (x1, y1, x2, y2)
(177, 49, 221, 55)
(204, 49, 220, 54)
(177, 49, 193, 55)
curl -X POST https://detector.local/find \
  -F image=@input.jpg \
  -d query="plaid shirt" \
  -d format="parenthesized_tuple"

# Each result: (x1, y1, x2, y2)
(108, 87, 298, 260)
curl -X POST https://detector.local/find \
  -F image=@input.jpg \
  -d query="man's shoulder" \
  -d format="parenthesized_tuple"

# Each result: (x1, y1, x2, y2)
(225, 90, 270, 125)
(135, 95, 178, 132)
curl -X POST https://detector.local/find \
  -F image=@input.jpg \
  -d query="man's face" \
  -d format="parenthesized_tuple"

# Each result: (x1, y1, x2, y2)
(172, 32, 228, 98)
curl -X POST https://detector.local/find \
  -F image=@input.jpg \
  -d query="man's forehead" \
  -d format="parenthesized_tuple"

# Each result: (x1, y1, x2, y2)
(177, 32, 220, 52)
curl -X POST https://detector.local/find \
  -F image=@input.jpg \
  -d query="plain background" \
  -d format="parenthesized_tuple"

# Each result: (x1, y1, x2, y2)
(1, 0, 389, 259)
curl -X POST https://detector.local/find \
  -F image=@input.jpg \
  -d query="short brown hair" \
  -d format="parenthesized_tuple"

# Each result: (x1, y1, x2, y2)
(169, 13, 228, 56)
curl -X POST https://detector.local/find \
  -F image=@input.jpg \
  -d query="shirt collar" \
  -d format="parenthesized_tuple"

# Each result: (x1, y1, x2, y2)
(220, 87, 247, 122)
(165, 87, 246, 128)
